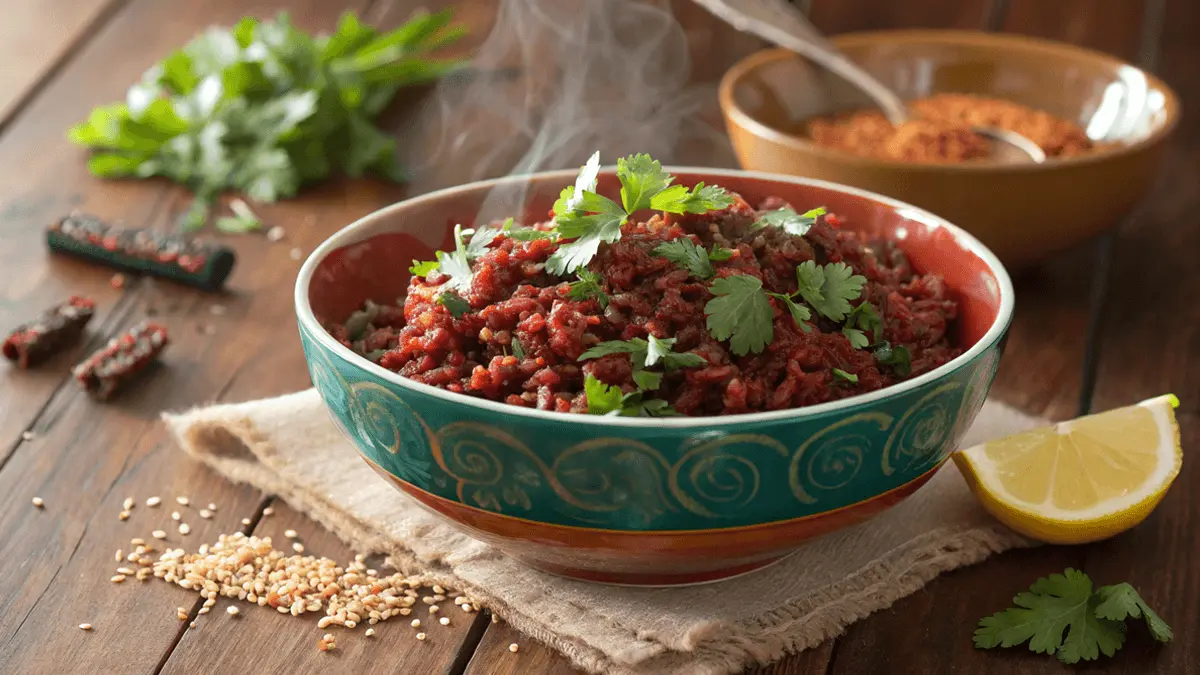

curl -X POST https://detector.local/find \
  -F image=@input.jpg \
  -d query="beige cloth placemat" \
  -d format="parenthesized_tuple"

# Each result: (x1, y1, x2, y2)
(164, 390, 1039, 675)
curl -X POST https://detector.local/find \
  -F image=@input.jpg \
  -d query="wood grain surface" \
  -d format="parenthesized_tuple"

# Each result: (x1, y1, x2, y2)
(0, 0, 1192, 673)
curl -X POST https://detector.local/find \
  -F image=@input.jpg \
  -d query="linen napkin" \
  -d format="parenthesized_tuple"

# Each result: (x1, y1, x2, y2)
(164, 390, 1040, 675)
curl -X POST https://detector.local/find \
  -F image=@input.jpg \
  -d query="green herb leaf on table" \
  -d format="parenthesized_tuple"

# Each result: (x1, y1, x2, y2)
(832, 368, 858, 384)
(1094, 583, 1173, 643)
(753, 206, 827, 236)
(437, 291, 470, 318)
(214, 197, 263, 233)
(69, 10, 465, 231)
(794, 261, 867, 322)
(705, 275, 774, 356)
(567, 269, 610, 308)
(973, 568, 1169, 664)
(873, 341, 912, 377)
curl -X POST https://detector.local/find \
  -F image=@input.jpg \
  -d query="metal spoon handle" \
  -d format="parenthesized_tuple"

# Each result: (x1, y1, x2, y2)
(695, 0, 909, 125)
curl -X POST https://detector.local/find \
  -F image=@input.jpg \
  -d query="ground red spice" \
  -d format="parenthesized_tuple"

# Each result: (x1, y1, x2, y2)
(329, 196, 961, 416)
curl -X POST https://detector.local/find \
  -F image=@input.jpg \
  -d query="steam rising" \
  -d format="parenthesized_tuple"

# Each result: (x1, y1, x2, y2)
(399, 0, 742, 220)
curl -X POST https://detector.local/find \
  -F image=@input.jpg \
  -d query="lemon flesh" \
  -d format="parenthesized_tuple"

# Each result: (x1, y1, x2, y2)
(953, 395, 1181, 544)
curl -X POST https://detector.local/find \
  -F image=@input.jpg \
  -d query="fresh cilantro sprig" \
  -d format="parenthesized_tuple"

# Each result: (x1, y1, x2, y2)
(704, 275, 774, 356)
(69, 10, 465, 231)
(437, 290, 470, 318)
(567, 269, 610, 308)
(795, 261, 867, 322)
(583, 374, 678, 417)
(653, 238, 734, 279)
(975, 569, 1171, 665)
(546, 153, 734, 274)
(578, 335, 705, 372)
(843, 301, 883, 349)
(872, 341, 911, 376)
(832, 368, 858, 384)
(752, 206, 827, 236)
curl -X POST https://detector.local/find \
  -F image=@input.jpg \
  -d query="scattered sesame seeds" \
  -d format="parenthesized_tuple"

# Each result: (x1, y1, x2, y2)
(176, 496, 189, 506)
(262, 507, 275, 516)
(179, 523, 191, 535)
(31, 497, 44, 508)
(110, 575, 126, 583)
(152, 530, 166, 539)
(146, 497, 161, 507)
(226, 606, 239, 616)
(198, 509, 212, 519)
(289, 247, 303, 261)
(21, 431, 34, 441)
(432, 585, 445, 594)
(198, 607, 210, 615)
(171, 511, 181, 521)
(292, 542, 304, 554)
(115, 550, 123, 562)
(79, 623, 93, 631)
(131, 538, 145, 546)
(365, 628, 375, 637)
(429, 605, 440, 614)
(241, 517, 252, 526)
(123, 497, 135, 511)
(439, 617, 450, 626)
(266, 226, 285, 242)
(411, 619, 421, 628)
(177, 608, 188, 621)
(207, 503, 217, 511)
(189, 621, 197, 629)
(119, 511, 130, 521)
(116, 567, 134, 575)
(416, 632, 426, 641)
(509, 643, 519, 653)
(284, 529, 297, 538)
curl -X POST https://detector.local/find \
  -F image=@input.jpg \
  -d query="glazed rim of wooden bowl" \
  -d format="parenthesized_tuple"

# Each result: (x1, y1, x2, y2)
(719, 29, 1182, 173)
(295, 166, 1014, 429)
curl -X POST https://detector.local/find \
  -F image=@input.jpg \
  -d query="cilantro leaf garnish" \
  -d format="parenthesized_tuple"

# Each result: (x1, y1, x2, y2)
(1094, 583, 1173, 643)
(409, 259, 438, 276)
(646, 335, 706, 370)
(650, 181, 735, 214)
(705, 275, 774, 356)
(584, 375, 624, 415)
(437, 291, 470, 317)
(343, 300, 382, 341)
(70, 10, 465, 231)
(844, 301, 883, 348)
(832, 368, 858, 384)
(566, 268, 610, 308)
(632, 369, 663, 390)
(975, 569, 1170, 664)
(506, 227, 557, 241)
(546, 152, 736, 274)
(435, 247, 472, 292)
(767, 292, 813, 331)
(873, 342, 911, 377)
(794, 261, 867, 322)
(511, 336, 525, 360)
(652, 238, 732, 279)
(579, 339, 648, 364)
(753, 206, 827, 236)
(214, 198, 263, 233)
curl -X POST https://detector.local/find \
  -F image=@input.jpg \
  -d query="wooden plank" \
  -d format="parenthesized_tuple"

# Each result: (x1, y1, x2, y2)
(160, 501, 488, 675)
(0, 0, 127, 128)
(1070, 0, 1200, 670)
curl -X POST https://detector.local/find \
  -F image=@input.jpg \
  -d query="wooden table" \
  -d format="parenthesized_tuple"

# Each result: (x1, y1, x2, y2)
(0, 0, 1193, 673)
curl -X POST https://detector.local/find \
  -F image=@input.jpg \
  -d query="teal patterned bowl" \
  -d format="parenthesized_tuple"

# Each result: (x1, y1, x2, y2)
(295, 168, 1013, 585)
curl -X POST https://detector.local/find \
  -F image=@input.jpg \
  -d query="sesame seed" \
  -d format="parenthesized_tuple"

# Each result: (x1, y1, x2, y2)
(399, 608, 411, 616)
(345, 620, 357, 628)
(207, 503, 217, 511)
(284, 529, 297, 538)
(289, 247, 303, 261)
(79, 623, 93, 631)
(131, 538, 145, 546)
(411, 619, 420, 628)
(266, 226, 285, 242)
(226, 606, 239, 616)
(146, 497, 161, 507)
(461, 604, 472, 612)
(292, 543, 304, 554)
(365, 628, 375, 637)
(176, 497, 189, 506)
(189, 621, 197, 629)
(491, 614, 499, 624)
(110, 575, 126, 583)
(198, 607, 209, 615)
(31, 497, 44, 508)
(119, 511, 130, 521)
(429, 605, 439, 614)
(152, 530, 166, 539)
(241, 517, 251, 526)
(122, 497, 135, 511)
(509, 643, 519, 653)
(439, 617, 450, 626)
(116, 567, 134, 575)
(177, 608, 188, 621)
(262, 507, 274, 516)
(171, 511, 181, 521)
(432, 585, 445, 594)
(198, 509, 212, 519)
(209, 304, 227, 316)
(115, 550, 123, 562)
(21, 431, 34, 441)
(203, 598, 215, 608)
(179, 524, 191, 535)
(416, 632, 426, 641)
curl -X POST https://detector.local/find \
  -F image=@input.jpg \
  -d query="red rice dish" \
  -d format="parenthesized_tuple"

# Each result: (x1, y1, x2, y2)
(328, 178, 961, 417)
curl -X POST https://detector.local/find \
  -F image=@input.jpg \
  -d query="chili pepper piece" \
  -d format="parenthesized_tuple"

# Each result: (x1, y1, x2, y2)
(73, 321, 169, 400)
(2, 296, 95, 368)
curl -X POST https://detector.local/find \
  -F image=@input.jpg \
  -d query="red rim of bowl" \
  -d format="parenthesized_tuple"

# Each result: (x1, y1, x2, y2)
(294, 167, 1015, 428)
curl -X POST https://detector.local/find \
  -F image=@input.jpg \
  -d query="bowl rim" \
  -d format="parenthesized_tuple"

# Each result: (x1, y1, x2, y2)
(294, 166, 1015, 428)
(718, 29, 1182, 173)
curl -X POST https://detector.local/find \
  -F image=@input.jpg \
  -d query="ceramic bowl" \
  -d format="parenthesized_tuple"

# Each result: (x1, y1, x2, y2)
(719, 30, 1180, 267)
(295, 168, 1014, 586)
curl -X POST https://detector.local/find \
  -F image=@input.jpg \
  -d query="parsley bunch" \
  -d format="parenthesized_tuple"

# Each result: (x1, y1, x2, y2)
(547, 153, 734, 274)
(975, 568, 1171, 664)
(69, 10, 466, 231)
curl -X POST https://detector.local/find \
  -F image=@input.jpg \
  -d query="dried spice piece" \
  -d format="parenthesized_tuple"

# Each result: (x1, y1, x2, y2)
(47, 213, 235, 291)
(2, 296, 95, 368)
(73, 321, 169, 400)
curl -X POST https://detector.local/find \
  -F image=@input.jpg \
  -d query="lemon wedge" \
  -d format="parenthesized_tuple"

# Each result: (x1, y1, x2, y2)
(953, 395, 1181, 544)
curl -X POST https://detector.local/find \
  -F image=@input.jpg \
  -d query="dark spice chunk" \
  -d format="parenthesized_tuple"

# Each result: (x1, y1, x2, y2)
(73, 321, 169, 400)
(47, 213, 236, 291)
(2, 296, 95, 368)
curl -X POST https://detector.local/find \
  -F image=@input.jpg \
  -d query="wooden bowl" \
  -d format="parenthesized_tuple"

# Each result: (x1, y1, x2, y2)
(719, 30, 1180, 266)
(296, 168, 1013, 586)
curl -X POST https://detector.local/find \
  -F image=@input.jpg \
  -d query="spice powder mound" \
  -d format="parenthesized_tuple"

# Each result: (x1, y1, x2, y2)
(806, 94, 1099, 163)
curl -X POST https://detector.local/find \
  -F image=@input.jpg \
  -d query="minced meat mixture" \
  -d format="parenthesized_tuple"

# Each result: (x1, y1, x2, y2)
(328, 195, 961, 416)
